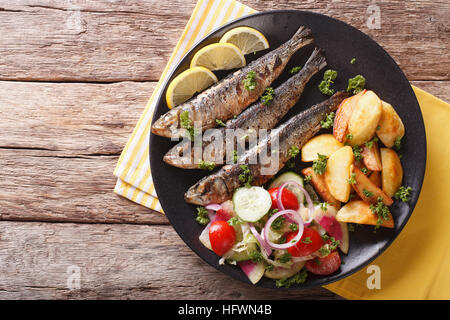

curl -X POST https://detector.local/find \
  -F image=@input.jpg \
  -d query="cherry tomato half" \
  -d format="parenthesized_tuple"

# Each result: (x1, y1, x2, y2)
(285, 227, 323, 257)
(268, 187, 299, 210)
(209, 220, 236, 256)
(305, 251, 341, 275)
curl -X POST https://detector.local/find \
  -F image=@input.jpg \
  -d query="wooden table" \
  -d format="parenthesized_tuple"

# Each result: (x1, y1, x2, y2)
(0, 0, 448, 300)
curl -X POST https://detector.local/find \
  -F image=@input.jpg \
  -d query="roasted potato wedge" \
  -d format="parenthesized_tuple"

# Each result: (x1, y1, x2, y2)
(333, 90, 366, 143)
(377, 101, 405, 148)
(350, 164, 393, 205)
(301, 134, 344, 162)
(361, 141, 382, 171)
(380, 148, 403, 197)
(302, 167, 341, 209)
(369, 171, 382, 188)
(353, 159, 370, 173)
(348, 90, 382, 146)
(336, 200, 394, 228)
(324, 146, 354, 202)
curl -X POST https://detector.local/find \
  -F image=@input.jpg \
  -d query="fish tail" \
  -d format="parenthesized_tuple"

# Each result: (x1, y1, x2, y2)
(304, 47, 327, 71)
(288, 26, 314, 50)
(329, 91, 350, 112)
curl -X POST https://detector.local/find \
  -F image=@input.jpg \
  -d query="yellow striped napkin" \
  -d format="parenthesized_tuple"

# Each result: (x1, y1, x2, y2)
(114, 0, 256, 213)
(114, 0, 450, 299)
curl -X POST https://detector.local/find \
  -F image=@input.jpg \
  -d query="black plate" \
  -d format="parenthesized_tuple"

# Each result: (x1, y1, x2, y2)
(149, 10, 426, 288)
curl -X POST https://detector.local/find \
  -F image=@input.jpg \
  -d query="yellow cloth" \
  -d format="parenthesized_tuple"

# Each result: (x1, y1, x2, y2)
(114, 0, 450, 299)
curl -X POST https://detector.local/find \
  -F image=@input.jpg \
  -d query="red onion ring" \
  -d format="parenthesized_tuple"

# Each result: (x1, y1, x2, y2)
(263, 209, 304, 250)
(275, 186, 298, 224)
(249, 224, 272, 257)
(277, 181, 313, 224)
(205, 203, 222, 211)
(204, 203, 222, 222)
(276, 185, 287, 211)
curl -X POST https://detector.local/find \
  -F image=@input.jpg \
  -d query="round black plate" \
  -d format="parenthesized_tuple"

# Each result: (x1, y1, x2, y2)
(149, 10, 426, 289)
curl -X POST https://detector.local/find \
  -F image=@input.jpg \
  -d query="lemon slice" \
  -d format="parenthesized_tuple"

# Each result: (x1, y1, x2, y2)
(190, 43, 246, 71)
(219, 27, 269, 55)
(166, 66, 218, 109)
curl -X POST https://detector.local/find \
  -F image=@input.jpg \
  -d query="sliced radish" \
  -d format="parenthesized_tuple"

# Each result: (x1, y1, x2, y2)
(215, 209, 231, 222)
(318, 216, 343, 241)
(220, 200, 236, 217)
(311, 204, 349, 253)
(315, 210, 342, 241)
(238, 260, 265, 284)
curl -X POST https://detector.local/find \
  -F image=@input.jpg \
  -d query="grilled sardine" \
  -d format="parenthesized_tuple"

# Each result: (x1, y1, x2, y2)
(163, 47, 327, 168)
(152, 26, 314, 138)
(184, 91, 349, 205)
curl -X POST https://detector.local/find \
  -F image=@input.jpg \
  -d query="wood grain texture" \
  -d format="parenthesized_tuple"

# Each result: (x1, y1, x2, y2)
(0, 221, 341, 299)
(0, 0, 448, 82)
(0, 81, 154, 155)
(0, 149, 167, 224)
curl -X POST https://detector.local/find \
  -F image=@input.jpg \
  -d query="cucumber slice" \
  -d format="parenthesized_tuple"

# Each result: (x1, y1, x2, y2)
(269, 171, 304, 189)
(229, 234, 258, 262)
(266, 227, 284, 243)
(233, 186, 272, 222)
(269, 171, 304, 206)
(229, 248, 255, 262)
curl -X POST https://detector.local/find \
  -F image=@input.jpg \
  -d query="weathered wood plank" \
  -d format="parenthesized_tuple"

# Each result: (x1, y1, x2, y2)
(0, 81, 154, 155)
(0, 1, 191, 82)
(0, 0, 448, 82)
(0, 149, 167, 224)
(0, 221, 341, 299)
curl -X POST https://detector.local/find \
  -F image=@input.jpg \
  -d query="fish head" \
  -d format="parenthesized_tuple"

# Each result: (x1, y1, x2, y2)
(184, 174, 229, 206)
(151, 108, 182, 138)
(163, 140, 200, 169)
